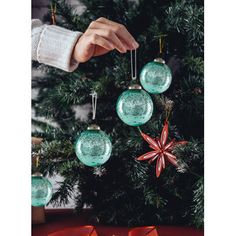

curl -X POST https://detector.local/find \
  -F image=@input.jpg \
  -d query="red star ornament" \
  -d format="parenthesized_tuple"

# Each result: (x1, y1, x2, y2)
(137, 121, 187, 178)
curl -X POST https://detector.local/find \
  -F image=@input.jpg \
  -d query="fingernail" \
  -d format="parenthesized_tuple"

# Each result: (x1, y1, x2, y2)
(132, 42, 139, 49)
(122, 47, 127, 53)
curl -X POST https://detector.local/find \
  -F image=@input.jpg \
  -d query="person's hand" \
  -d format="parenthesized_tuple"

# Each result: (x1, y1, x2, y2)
(73, 17, 139, 63)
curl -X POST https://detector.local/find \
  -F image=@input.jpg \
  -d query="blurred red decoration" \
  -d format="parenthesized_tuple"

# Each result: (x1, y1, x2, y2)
(129, 226, 159, 236)
(137, 120, 187, 178)
(48, 225, 98, 236)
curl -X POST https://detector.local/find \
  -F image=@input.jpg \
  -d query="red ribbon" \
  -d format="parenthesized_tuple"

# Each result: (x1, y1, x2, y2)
(129, 226, 159, 236)
(48, 225, 158, 236)
(48, 225, 98, 236)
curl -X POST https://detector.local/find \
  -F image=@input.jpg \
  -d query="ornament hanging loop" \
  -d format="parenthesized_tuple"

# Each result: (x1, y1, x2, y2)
(156, 34, 167, 56)
(159, 37, 164, 55)
(130, 49, 137, 80)
(90, 91, 98, 120)
(35, 156, 39, 168)
(165, 99, 174, 122)
(50, 1, 57, 25)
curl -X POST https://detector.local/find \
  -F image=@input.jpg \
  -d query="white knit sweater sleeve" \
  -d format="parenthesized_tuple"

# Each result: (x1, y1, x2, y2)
(32, 19, 83, 72)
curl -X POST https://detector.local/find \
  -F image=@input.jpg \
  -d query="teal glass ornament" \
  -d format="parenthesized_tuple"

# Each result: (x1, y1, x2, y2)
(75, 125, 112, 167)
(116, 84, 153, 126)
(32, 173, 53, 207)
(140, 58, 172, 94)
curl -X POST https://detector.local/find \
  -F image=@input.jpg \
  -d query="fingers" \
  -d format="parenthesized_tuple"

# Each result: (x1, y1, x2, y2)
(96, 17, 139, 49)
(87, 33, 114, 51)
(85, 28, 127, 53)
(74, 33, 113, 63)
(87, 18, 139, 52)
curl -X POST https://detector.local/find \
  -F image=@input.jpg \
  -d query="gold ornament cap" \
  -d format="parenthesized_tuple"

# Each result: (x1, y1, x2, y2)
(32, 172, 43, 177)
(128, 84, 142, 90)
(87, 124, 101, 130)
(154, 58, 166, 64)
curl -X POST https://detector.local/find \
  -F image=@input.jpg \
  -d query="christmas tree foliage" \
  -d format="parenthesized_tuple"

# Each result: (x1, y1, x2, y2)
(32, 0, 204, 228)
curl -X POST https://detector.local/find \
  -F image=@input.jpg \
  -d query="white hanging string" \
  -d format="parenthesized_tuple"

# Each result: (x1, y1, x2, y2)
(130, 49, 137, 80)
(90, 91, 97, 120)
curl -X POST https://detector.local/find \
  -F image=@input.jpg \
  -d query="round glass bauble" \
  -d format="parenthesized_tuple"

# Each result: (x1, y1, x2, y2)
(116, 85, 153, 126)
(140, 59, 172, 94)
(32, 174, 53, 207)
(75, 126, 112, 167)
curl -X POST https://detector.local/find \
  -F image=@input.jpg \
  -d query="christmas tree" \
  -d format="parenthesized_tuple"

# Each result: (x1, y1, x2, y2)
(32, 0, 204, 228)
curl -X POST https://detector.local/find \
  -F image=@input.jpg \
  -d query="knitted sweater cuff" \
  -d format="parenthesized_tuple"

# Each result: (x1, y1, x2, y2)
(37, 25, 82, 72)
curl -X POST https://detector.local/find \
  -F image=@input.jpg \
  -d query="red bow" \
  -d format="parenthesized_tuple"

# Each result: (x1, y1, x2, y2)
(48, 225, 158, 236)
(48, 225, 98, 236)
(137, 121, 187, 177)
(129, 226, 158, 236)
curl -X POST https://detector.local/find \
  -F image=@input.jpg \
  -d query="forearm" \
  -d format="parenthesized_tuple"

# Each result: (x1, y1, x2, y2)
(32, 19, 82, 72)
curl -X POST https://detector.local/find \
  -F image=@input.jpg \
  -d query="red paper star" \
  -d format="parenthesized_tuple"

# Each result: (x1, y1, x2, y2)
(137, 121, 187, 178)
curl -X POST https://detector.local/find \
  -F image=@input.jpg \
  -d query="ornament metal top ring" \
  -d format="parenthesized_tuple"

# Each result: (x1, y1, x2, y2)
(154, 58, 166, 64)
(32, 172, 43, 177)
(87, 124, 101, 130)
(128, 84, 142, 90)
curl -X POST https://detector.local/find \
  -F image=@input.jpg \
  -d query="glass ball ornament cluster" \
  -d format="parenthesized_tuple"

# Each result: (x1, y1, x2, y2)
(140, 58, 172, 94)
(31, 172, 53, 207)
(75, 124, 112, 167)
(116, 84, 153, 126)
